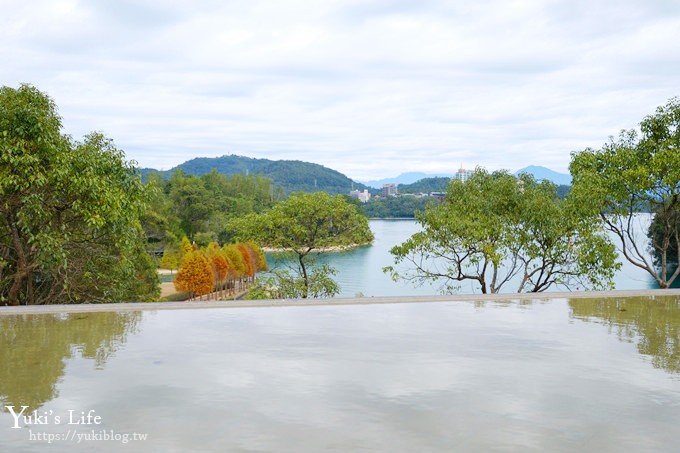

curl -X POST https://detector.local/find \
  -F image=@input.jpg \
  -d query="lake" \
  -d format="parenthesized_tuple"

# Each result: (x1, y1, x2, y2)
(267, 218, 669, 298)
(1, 295, 679, 451)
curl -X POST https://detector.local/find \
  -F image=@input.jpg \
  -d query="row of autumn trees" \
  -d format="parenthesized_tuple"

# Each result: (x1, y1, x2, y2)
(173, 239, 267, 299)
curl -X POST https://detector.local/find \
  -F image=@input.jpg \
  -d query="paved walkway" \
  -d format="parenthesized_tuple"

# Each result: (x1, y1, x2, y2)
(1, 288, 679, 314)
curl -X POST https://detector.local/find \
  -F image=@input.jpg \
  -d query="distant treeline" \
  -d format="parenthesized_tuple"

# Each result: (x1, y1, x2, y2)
(360, 183, 572, 218)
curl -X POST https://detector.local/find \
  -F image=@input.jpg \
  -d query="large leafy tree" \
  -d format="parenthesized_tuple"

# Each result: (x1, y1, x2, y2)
(385, 169, 618, 294)
(0, 85, 158, 305)
(570, 97, 680, 288)
(228, 192, 373, 298)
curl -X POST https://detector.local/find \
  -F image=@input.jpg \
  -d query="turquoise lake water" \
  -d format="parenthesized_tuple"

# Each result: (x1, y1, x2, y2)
(267, 218, 670, 298)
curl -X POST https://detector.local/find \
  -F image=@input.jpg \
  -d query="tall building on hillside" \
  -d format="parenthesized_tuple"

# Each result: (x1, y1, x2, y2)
(453, 165, 473, 183)
(382, 183, 398, 197)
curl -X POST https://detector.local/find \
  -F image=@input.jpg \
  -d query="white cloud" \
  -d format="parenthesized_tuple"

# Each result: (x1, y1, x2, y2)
(2, 0, 679, 180)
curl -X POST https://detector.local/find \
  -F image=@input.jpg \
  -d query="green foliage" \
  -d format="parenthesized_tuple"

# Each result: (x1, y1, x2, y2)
(159, 250, 180, 271)
(398, 177, 451, 194)
(230, 192, 374, 254)
(556, 185, 571, 199)
(139, 171, 182, 248)
(244, 285, 275, 300)
(263, 264, 340, 299)
(157, 169, 278, 244)
(570, 97, 680, 288)
(0, 85, 158, 305)
(362, 195, 434, 218)
(228, 192, 373, 298)
(649, 206, 679, 265)
(385, 169, 618, 294)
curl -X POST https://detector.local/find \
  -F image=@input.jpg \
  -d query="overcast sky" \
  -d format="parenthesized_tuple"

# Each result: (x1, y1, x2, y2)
(3, 0, 679, 181)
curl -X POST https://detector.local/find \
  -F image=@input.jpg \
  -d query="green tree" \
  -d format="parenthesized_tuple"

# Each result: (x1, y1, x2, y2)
(228, 192, 373, 298)
(258, 264, 340, 299)
(649, 205, 679, 268)
(168, 170, 212, 240)
(385, 169, 618, 294)
(160, 249, 180, 273)
(0, 85, 158, 305)
(179, 236, 193, 259)
(362, 194, 434, 218)
(398, 177, 451, 194)
(139, 171, 181, 248)
(570, 97, 680, 288)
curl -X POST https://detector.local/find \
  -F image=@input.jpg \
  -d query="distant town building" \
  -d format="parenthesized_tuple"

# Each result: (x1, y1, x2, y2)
(382, 183, 398, 197)
(349, 189, 371, 203)
(453, 166, 474, 183)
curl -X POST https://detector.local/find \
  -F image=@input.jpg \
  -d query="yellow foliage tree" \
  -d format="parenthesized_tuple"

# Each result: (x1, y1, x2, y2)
(174, 251, 213, 298)
(179, 236, 193, 260)
(159, 250, 179, 273)
(223, 244, 246, 290)
(237, 244, 256, 283)
(206, 242, 230, 297)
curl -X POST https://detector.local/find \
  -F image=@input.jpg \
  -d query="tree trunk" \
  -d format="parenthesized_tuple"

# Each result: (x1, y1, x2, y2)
(299, 254, 308, 298)
(8, 221, 28, 306)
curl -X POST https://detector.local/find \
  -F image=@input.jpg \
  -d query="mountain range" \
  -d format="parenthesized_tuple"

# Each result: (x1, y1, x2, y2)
(364, 166, 571, 188)
(362, 172, 455, 188)
(513, 165, 572, 186)
(139, 155, 571, 194)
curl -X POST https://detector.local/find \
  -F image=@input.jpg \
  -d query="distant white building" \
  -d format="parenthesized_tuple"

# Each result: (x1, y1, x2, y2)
(349, 189, 371, 203)
(382, 183, 398, 197)
(453, 166, 474, 183)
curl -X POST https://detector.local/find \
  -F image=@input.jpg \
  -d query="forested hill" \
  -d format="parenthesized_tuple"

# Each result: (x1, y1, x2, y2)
(398, 177, 451, 194)
(139, 155, 368, 194)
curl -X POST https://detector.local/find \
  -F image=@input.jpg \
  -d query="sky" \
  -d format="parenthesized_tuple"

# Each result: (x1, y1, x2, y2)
(3, 0, 680, 182)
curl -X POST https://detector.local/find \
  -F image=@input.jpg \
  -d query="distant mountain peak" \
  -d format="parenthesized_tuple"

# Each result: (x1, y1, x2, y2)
(514, 165, 571, 186)
(362, 172, 454, 189)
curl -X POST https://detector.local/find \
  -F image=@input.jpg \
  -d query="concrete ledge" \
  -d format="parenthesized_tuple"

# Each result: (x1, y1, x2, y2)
(1, 289, 679, 315)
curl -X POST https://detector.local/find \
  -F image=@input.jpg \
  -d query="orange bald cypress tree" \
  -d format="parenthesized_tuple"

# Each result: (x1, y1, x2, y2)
(174, 251, 214, 299)
(247, 240, 268, 272)
(237, 244, 256, 284)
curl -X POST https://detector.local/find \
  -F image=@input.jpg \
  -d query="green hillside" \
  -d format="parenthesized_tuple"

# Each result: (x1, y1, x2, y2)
(398, 177, 451, 194)
(139, 155, 368, 194)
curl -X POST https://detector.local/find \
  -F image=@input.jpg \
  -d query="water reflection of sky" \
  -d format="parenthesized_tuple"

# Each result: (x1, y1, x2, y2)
(2, 297, 679, 452)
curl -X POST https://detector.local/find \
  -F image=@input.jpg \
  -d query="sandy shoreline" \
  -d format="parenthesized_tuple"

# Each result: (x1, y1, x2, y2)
(261, 244, 370, 253)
